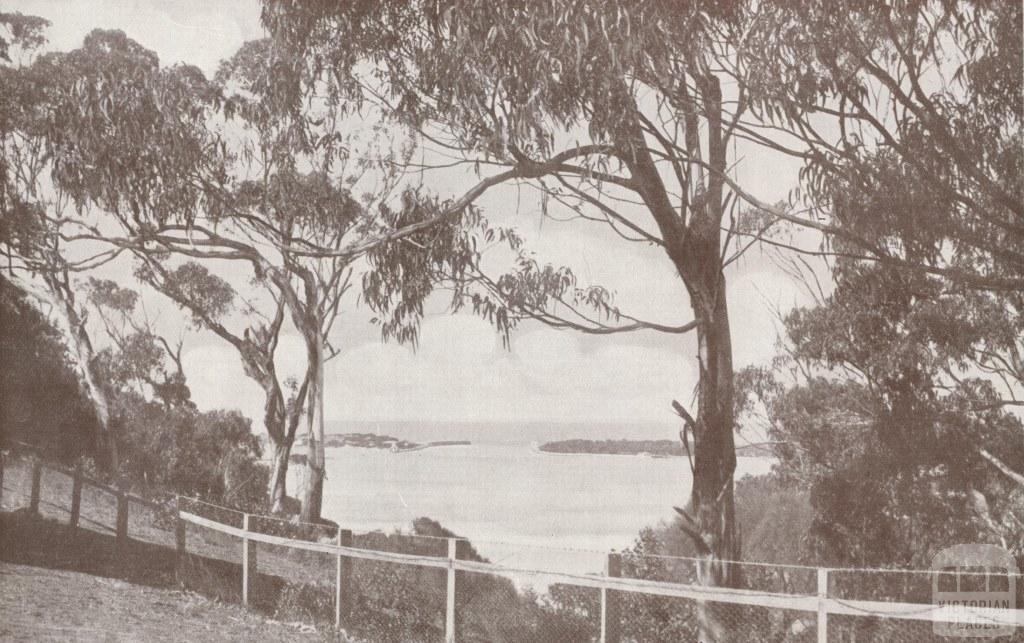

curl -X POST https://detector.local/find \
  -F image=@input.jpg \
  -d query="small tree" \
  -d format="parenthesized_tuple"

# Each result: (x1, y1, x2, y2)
(85, 277, 190, 408)
(137, 257, 308, 513)
(83, 278, 268, 510)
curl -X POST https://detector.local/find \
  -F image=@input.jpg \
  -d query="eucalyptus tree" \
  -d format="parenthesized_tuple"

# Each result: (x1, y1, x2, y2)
(138, 257, 310, 514)
(25, 30, 477, 521)
(0, 23, 288, 492)
(698, 0, 1024, 564)
(262, 5, 778, 632)
(196, 39, 434, 522)
(29, 32, 349, 520)
(736, 264, 1024, 566)
(735, 1, 1024, 489)
(14, 27, 316, 511)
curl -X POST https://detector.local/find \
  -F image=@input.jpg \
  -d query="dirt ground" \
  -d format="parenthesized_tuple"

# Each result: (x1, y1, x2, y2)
(0, 561, 325, 642)
(0, 457, 356, 642)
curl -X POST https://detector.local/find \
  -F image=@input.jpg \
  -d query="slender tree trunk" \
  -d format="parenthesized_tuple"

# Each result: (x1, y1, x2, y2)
(267, 438, 291, 513)
(257, 379, 293, 514)
(72, 324, 119, 472)
(265, 397, 307, 514)
(299, 331, 326, 523)
(148, 262, 301, 514)
(45, 275, 119, 472)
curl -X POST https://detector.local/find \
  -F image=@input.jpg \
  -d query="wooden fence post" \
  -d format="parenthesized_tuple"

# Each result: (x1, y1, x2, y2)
(445, 538, 457, 643)
(603, 552, 622, 643)
(29, 459, 42, 513)
(115, 491, 129, 548)
(600, 574, 608, 642)
(817, 567, 829, 643)
(175, 497, 187, 582)
(242, 514, 257, 606)
(69, 463, 83, 528)
(335, 528, 353, 628)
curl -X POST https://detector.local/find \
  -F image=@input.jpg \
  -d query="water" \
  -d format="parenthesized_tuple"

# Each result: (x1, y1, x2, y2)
(290, 440, 774, 576)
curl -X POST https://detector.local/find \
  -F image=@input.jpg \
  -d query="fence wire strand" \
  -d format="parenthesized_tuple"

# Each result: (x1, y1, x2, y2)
(3, 452, 1024, 642)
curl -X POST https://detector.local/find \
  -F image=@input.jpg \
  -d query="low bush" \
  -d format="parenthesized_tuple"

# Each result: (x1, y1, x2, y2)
(114, 393, 268, 513)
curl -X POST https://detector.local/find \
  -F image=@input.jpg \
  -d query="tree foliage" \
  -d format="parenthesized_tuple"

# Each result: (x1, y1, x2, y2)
(86, 277, 191, 408)
(0, 274, 99, 461)
(744, 262, 1024, 565)
(741, 1, 1021, 292)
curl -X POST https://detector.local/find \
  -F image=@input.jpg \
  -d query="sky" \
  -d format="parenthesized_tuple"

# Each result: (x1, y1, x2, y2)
(6, 1, 819, 437)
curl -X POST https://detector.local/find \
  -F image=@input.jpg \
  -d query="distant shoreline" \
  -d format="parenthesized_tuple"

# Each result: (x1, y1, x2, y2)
(287, 433, 471, 464)
(280, 435, 773, 465)
(536, 438, 774, 458)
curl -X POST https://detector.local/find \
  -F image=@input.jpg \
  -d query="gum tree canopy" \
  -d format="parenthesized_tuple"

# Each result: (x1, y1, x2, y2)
(741, 0, 1022, 293)
(262, 5, 771, 637)
(739, 1, 1023, 491)
(262, 3, 1022, 638)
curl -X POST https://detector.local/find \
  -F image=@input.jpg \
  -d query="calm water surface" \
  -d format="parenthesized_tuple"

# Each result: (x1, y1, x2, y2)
(290, 442, 773, 575)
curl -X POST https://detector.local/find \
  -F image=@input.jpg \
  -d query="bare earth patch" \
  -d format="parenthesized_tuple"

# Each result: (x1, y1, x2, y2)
(0, 562, 330, 642)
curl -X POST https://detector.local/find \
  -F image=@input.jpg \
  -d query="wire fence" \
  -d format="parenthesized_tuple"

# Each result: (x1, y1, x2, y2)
(2, 449, 1023, 642)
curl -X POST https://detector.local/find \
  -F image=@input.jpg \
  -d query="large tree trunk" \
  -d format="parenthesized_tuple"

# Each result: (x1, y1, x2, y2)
(299, 330, 326, 523)
(611, 72, 740, 641)
(256, 377, 301, 515)
(271, 268, 328, 523)
(688, 279, 740, 642)
(256, 378, 290, 513)
(683, 73, 740, 643)
(265, 396, 307, 514)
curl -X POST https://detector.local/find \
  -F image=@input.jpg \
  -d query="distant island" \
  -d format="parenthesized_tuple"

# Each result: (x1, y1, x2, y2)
(537, 439, 774, 458)
(288, 432, 471, 464)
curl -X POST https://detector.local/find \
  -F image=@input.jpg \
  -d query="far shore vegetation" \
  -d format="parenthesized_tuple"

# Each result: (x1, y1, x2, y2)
(538, 439, 774, 458)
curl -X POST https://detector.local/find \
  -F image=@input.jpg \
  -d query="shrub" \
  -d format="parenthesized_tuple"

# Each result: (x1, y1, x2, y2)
(0, 276, 100, 461)
(114, 392, 268, 511)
